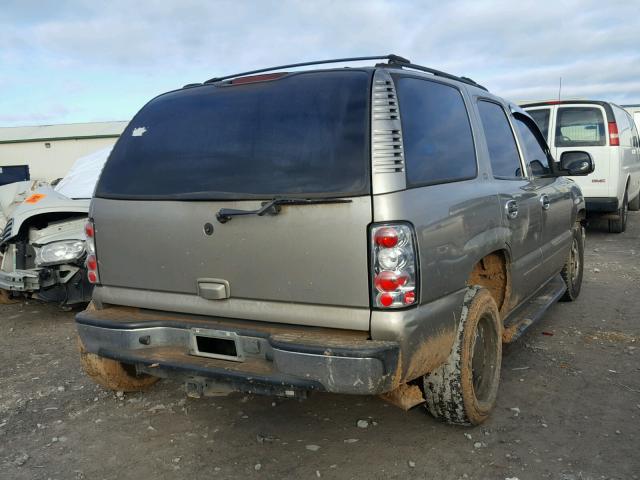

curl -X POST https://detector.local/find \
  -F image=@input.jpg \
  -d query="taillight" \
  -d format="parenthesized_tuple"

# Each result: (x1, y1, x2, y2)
(85, 220, 99, 284)
(374, 227, 399, 248)
(84, 222, 94, 239)
(609, 122, 620, 146)
(370, 224, 418, 308)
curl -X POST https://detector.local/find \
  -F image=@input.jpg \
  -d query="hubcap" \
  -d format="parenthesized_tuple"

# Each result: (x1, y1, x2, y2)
(471, 314, 498, 403)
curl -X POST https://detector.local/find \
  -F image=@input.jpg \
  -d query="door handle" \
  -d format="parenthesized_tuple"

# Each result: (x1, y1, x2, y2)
(505, 200, 518, 219)
(540, 194, 550, 210)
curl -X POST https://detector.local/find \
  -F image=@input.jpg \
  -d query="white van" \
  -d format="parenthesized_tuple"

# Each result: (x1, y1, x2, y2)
(522, 100, 640, 233)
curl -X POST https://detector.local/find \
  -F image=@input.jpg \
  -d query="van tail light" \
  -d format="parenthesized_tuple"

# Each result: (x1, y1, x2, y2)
(85, 220, 100, 284)
(370, 223, 418, 309)
(609, 121, 620, 146)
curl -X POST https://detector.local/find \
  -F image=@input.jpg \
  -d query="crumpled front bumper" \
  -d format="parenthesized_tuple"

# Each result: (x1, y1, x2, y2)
(0, 269, 40, 291)
(76, 306, 401, 396)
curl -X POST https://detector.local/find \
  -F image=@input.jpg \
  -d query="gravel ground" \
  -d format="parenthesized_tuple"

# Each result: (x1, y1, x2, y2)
(1, 214, 639, 480)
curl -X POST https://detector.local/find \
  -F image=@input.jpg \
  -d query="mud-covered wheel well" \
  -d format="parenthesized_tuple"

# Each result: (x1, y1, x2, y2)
(467, 251, 510, 316)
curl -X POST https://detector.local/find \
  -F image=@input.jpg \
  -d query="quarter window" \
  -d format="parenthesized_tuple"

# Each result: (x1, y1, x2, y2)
(555, 107, 605, 147)
(514, 118, 551, 176)
(395, 77, 477, 187)
(477, 101, 522, 179)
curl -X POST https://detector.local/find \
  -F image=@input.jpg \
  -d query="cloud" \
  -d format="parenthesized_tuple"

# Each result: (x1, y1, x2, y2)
(0, 104, 71, 124)
(1, 0, 639, 126)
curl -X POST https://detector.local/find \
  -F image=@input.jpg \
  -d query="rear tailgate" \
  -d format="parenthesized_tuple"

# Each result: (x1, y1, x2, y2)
(552, 104, 611, 198)
(91, 69, 374, 330)
(92, 197, 372, 329)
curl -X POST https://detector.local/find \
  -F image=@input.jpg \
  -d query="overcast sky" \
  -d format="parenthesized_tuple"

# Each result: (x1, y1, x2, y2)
(1, 0, 639, 126)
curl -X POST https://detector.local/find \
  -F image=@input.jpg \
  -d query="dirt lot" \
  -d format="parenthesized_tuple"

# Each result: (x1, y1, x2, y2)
(1, 216, 639, 480)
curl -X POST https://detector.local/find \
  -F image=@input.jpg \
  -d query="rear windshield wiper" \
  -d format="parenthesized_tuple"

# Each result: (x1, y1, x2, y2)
(216, 197, 353, 223)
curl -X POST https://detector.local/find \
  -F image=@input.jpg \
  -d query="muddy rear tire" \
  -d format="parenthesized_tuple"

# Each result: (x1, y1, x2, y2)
(423, 287, 502, 425)
(560, 222, 584, 302)
(78, 336, 159, 392)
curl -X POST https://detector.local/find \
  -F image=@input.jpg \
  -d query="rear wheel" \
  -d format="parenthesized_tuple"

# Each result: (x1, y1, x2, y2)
(560, 222, 584, 301)
(423, 287, 502, 425)
(78, 336, 159, 392)
(608, 190, 628, 233)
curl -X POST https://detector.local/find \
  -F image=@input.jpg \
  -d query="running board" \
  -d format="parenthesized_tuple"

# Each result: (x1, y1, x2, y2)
(502, 275, 566, 343)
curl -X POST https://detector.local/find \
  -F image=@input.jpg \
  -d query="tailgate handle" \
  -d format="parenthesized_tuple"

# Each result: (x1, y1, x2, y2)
(197, 279, 230, 300)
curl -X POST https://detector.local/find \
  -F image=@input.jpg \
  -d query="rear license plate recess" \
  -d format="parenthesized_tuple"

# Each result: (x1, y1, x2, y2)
(189, 328, 244, 362)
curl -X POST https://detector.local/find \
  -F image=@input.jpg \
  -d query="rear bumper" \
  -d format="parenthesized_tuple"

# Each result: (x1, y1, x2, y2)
(585, 197, 618, 213)
(76, 307, 400, 396)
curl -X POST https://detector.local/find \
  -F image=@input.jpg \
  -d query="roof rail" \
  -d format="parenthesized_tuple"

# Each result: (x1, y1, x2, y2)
(203, 55, 410, 84)
(202, 54, 488, 91)
(383, 57, 488, 91)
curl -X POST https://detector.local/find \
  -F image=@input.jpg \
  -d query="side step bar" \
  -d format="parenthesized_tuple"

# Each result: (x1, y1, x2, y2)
(502, 275, 566, 343)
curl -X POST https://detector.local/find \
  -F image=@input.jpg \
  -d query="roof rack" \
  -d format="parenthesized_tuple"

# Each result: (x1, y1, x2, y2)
(202, 54, 488, 91)
(382, 58, 488, 91)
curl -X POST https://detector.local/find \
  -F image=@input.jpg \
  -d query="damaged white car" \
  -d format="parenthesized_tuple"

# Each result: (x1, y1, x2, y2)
(0, 148, 110, 306)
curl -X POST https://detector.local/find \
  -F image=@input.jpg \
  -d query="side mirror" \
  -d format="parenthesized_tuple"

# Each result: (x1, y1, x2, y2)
(559, 151, 594, 176)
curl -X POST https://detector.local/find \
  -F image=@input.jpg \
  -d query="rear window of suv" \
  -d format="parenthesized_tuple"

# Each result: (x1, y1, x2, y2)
(555, 107, 606, 147)
(95, 71, 371, 200)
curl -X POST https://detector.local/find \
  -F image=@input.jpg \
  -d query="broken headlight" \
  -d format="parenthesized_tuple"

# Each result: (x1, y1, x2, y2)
(34, 240, 85, 266)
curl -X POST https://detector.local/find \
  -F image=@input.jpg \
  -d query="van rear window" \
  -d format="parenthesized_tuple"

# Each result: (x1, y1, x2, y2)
(555, 107, 606, 147)
(95, 71, 371, 200)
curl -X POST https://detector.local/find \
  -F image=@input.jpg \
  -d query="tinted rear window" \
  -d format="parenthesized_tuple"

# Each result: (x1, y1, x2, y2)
(527, 108, 551, 142)
(96, 71, 371, 200)
(395, 77, 477, 187)
(555, 107, 606, 147)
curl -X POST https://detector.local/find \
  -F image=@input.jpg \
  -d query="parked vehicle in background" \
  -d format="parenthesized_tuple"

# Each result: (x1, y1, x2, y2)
(0, 148, 110, 306)
(522, 100, 640, 233)
(622, 104, 640, 135)
(76, 55, 594, 425)
(0, 180, 47, 230)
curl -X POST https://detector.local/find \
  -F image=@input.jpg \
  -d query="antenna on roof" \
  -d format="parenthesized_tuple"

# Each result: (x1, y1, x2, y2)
(558, 77, 562, 103)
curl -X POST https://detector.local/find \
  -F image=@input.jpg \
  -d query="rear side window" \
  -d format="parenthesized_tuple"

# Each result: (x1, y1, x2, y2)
(629, 113, 640, 148)
(395, 77, 477, 187)
(527, 108, 551, 142)
(615, 109, 631, 147)
(555, 107, 606, 147)
(477, 101, 522, 179)
(96, 71, 371, 200)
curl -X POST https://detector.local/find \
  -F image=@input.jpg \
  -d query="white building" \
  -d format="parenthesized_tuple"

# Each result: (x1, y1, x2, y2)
(0, 121, 127, 182)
